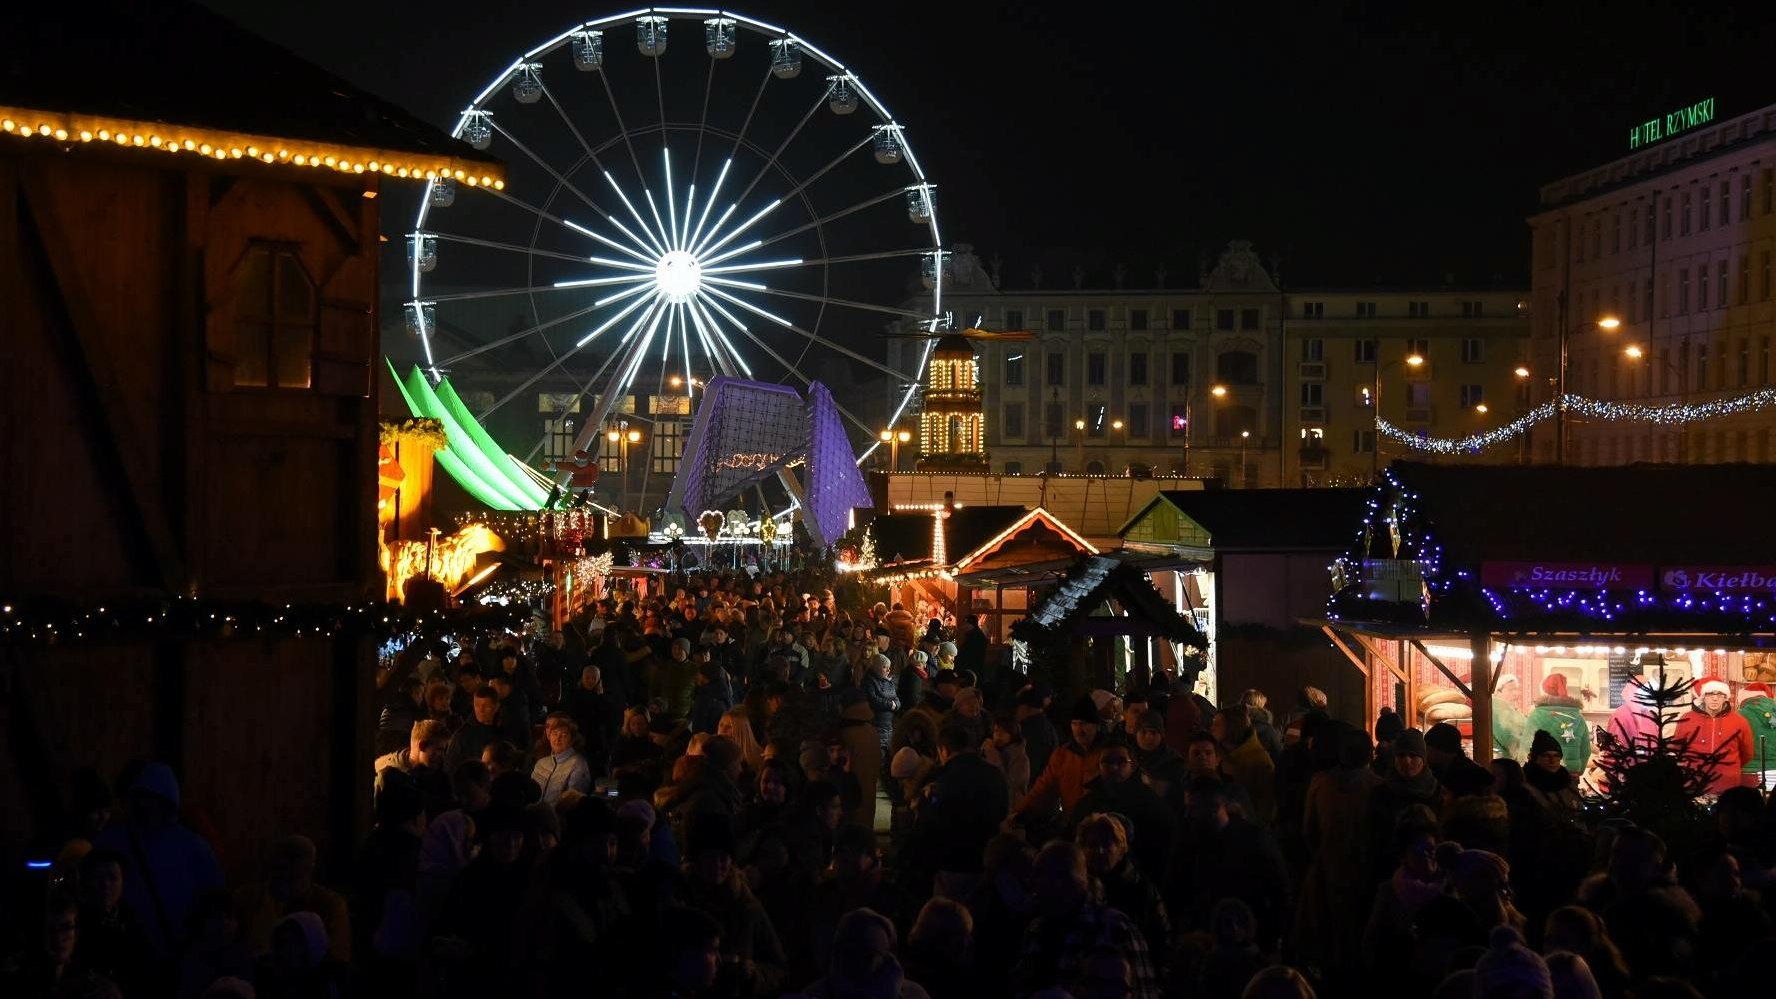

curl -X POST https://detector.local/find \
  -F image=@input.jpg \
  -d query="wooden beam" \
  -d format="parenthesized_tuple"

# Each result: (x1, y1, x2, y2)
(301, 186, 361, 254)
(1409, 639, 1473, 700)
(1352, 632, 1410, 685)
(1489, 643, 1511, 695)
(1470, 632, 1494, 761)
(18, 166, 188, 591)
(1320, 625, 1370, 678)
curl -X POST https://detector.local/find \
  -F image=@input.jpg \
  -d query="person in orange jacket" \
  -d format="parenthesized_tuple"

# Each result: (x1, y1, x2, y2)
(1674, 678, 1754, 794)
(1012, 696, 1108, 821)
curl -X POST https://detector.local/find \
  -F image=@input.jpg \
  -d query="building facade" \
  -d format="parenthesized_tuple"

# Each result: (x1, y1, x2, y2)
(895, 242, 1528, 487)
(1529, 99, 1776, 466)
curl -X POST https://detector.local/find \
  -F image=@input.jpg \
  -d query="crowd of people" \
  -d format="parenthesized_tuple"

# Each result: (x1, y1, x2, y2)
(12, 566, 1776, 999)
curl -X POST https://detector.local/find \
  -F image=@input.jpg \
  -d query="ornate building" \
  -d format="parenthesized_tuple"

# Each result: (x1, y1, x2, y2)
(916, 333, 988, 470)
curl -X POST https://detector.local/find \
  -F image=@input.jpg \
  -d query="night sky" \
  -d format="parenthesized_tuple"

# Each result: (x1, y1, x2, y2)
(202, 0, 1770, 290)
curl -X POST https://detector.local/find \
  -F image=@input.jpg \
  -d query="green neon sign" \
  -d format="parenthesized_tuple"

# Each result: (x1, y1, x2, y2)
(387, 360, 554, 511)
(1628, 97, 1716, 150)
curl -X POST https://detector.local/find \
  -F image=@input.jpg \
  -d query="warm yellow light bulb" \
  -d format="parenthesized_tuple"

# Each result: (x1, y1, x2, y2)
(1405, 354, 1425, 366)
(1475, 403, 1489, 413)
(1597, 316, 1621, 330)
(1624, 345, 1645, 360)
(53, 128, 68, 140)
(1514, 365, 1530, 378)
(627, 429, 642, 443)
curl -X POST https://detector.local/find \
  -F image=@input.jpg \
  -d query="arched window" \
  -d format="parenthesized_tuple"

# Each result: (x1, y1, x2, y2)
(231, 244, 314, 389)
(948, 415, 963, 449)
(1216, 350, 1259, 385)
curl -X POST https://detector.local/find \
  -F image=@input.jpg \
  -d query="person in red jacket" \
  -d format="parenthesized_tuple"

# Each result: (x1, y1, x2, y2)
(1013, 696, 1108, 821)
(1674, 678, 1754, 794)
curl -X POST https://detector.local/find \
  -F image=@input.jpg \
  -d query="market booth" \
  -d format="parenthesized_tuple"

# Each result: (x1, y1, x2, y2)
(1318, 462, 1776, 770)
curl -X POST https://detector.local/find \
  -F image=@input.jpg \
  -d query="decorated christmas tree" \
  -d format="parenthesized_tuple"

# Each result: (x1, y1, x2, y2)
(1589, 668, 1730, 854)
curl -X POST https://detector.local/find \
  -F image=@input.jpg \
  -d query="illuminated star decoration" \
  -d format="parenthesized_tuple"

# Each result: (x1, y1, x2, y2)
(1377, 388, 1776, 455)
(544, 145, 813, 405)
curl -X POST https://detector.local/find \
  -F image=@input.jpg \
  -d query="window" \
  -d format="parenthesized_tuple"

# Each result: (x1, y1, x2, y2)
(1612, 212, 1622, 254)
(1353, 339, 1377, 364)
(1576, 224, 1586, 262)
(1681, 191, 1691, 235)
(539, 393, 582, 462)
(1762, 337, 1771, 384)
(1217, 350, 1259, 384)
(1004, 461, 1022, 475)
(1644, 203, 1655, 244)
(1742, 175, 1753, 221)
(651, 419, 687, 474)
(1718, 260, 1728, 309)
(1629, 208, 1640, 250)
(1662, 196, 1672, 239)
(1240, 308, 1260, 330)
(1169, 404, 1190, 437)
(1646, 279, 1656, 319)
(1043, 402, 1064, 438)
(1461, 338, 1484, 363)
(1086, 402, 1107, 437)
(1087, 309, 1106, 332)
(1128, 403, 1149, 438)
(1408, 338, 1430, 360)
(1300, 382, 1323, 406)
(1171, 308, 1191, 330)
(1355, 301, 1378, 318)
(1739, 340, 1750, 387)
(1005, 353, 1025, 386)
(1170, 351, 1191, 386)
(1128, 352, 1148, 386)
(1629, 280, 1638, 323)
(230, 245, 314, 389)
(1353, 429, 1375, 454)
(1130, 308, 1148, 332)
(1300, 338, 1324, 362)
(1408, 301, 1429, 318)
(1660, 347, 1674, 396)
(1046, 309, 1066, 332)
(1764, 251, 1773, 301)
(1461, 300, 1484, 318)
(1697, 343, 1709, 391)
(1698, 264, 1709, 310)
(1591, 217, 1601, 258)
(1765, 168, 1776, 215)
(1005, 308, 1024, 331)
(1046, 351, 1065, 386)
(1460, 384, 1484, 408)
(1086, 351, 1107, 386)
(1003, 402, 1025, 438)
(1740, 257, 1752, 306)
(1216, 309, 1235, 331)
(1678, 268, 1690, 314)
(1302, 301, 1324, 319)
(1701, 187, 1712, 230)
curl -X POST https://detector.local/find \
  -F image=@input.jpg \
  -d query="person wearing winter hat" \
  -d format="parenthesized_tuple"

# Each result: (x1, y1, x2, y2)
(1736, 681, 1776, 777)
(1424, 723, 1494, 798)
(93, 763, 224, 959)
(1675, 678, 1754, 793)
(1372, 708, 1406, 777)
(1604, 675, 1664, 755)
(937, 641, 959, 669)
(1013, 695, 1109, 820)
(1491, 673, 1531, 762)
(1363, 729, 1442, 883)
(1472, 925, 1552, 998)
(1524, 673, 1591, 774)
(1524, 729, 1583, 817)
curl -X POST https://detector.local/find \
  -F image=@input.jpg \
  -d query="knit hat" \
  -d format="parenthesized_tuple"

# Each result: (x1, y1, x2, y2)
(932, 669, 960, 689)
(1424, 722, 1463, 755)
(1739, 682, 1773, 704)
(910, 650, 928, 664)
(1136, 710, 1166, 733)
(871, 653, 892, 672)
(1530, 728, 1562, 758)
(1070, 694, 1103, 725)
(1089, 689, 1120, 713)
(1699, 678, 1731, 699)
(616, 798, 656, 832)
(1393, 728, 1427, 757)
(1495, 672, 1519, 689)
(131, 762, 182, 807)
(1542, 673, 1568, 698)
(938, 641, 958, 658)
(1374, 709, 1405, 743)
(1474, 925, 1552, 999)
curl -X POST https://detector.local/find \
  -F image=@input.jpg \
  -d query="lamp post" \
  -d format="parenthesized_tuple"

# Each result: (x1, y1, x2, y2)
(1555, 314, 1621, 464)
(607, 423, 643, 511)
(1624, 344, 1688, 461)
(1073, 418, 1086, 473)
(1238, 430, 1251, 487)
(1184, 384, 1229, 478)
(878, 428, 911, 470)
(1370, 353, 1425, 480)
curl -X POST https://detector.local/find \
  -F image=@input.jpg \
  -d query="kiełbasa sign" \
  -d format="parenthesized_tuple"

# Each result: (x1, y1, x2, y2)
(1480, 561, 1653, 589)
(1659, 566, 1776, 593)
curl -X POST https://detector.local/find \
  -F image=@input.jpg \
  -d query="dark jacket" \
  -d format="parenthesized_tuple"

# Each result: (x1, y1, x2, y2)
(445, 721, 500, 776)
(910, 750, 1010, 873)
(1164, 816, 1291, 948)
(1067, 775, 1175, 881)
(689, 674, 735, 735)
(1022, 713, 1059, 779)
(863, 672, 901, 745)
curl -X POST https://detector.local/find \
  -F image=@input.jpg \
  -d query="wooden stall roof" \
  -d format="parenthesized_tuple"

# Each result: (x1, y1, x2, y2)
(3, 2, 501, 179)
(1120, 487, 1370, 552)
(1012, 556, 1207, 647)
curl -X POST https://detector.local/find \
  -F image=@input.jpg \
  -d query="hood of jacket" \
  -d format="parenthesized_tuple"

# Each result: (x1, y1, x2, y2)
(1535, 694, 1585, 710)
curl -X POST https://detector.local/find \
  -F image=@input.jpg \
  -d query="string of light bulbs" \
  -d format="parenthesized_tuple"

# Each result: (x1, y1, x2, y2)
(1378, 388, 1776, 455)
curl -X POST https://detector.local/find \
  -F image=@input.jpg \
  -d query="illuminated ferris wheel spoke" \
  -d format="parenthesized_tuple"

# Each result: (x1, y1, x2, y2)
(727, 88, 828, 216)
(686, 158, 731, 252)
(688, 298, 752, 378)
(440, 301, 603, 367)
(597, 64, 649, 190)
(600, 172, 669, 258)
(699, 239, 766, 270)
(701, 299, 876, 437)
(479, 291, 662, 421)
(751, 187, 906, 252)
(700, 257, 803, 275)
(642, 187, 673, 256)
(695, 199, 782, 260)
(718, 281, 930, 319)
(487, 118, 617, 225)
(701, 285, 912, 380)
(486, 188, 652, 265)
(425, 230, 596, 266)
(586, 255, 658, 273)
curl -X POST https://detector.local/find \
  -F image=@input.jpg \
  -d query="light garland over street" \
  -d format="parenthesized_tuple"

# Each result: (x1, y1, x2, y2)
(1377, 388, 1776, 455)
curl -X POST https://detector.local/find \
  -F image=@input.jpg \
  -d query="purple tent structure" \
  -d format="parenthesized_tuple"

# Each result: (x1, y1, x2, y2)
(666, 377, 872, 547)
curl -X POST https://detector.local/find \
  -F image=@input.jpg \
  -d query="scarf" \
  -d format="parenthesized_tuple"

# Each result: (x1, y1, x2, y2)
(1525, 762, 1574, 795)
(1387, 765, 1441, 800)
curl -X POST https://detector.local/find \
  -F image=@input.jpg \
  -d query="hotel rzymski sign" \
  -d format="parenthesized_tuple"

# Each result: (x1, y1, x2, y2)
(1628, 97, 1716, 149)
(1479, 561, 1776, 593)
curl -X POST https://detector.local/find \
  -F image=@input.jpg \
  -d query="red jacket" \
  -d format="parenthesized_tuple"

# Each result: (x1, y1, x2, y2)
(1017, 736, 1106, 816)
(1674, 705, 1754, 793)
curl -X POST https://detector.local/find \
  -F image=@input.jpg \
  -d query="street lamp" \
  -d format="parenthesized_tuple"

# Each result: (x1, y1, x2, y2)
(1555, 314, 1621, 463)
(1073, 418, 1086, 472)
(1182, 384, 1231, 477)
(1622, 344, 1688, 461)
(1370, 353, 1424, 480)
(1239, 429, 1251, 487)
(878, 428, 911, 469)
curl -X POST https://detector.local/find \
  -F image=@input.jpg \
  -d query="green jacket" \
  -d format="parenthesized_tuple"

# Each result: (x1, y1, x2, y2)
(1738, 695, 1776, 773)
(648, 655, 699, 720)
(1492, 699, 1530, 762)
(1525, 696, 1591, 773)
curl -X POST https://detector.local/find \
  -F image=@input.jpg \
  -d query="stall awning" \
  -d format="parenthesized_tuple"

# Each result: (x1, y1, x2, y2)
(1012, 555, 1207, 648)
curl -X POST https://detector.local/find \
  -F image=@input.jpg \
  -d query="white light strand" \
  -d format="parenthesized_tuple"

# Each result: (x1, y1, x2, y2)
(1378, 388, 1776, 454)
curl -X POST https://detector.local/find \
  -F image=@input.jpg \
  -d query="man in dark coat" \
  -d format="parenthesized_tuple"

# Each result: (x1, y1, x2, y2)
(1164, 777, 1291, 951)
(1424, 721, 1494, 798)
(445, 687, 503, 776)
(1065, 743, 1174, 882)
(1016, 684, 1059, 780)
(906, 724, 1011, 878)
(560, 664, 622, 776)
(689, 658, 735, 735)
(956, 614, 989, 691)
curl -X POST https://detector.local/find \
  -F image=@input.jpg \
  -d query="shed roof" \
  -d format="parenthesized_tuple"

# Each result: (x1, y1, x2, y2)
(1156, 488, 1371, 550)
(1012, 556, 1206, 647)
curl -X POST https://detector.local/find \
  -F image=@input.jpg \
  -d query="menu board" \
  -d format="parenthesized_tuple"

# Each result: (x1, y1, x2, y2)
(1608, 650, 1661, 707)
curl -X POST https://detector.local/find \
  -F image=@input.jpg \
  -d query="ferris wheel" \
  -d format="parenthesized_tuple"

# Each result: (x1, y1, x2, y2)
(406, 8, 946, 474)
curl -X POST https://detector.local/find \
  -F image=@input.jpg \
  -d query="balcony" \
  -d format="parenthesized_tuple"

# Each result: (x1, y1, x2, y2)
(1297, 361, 1327, 380)
(1298, 444, 1330, 469)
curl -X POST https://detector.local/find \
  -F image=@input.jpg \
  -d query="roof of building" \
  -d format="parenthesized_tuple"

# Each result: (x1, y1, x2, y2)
(932, 333, 975, 357)
(1131, 488, 1371, 551)
(1012, 555, 1206, 647)
(2, 2, 498, 174)
(868, 505, 1030, 567)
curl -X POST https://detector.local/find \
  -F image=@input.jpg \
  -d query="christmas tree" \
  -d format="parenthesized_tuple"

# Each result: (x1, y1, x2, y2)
(1589, 667, 1731, 853)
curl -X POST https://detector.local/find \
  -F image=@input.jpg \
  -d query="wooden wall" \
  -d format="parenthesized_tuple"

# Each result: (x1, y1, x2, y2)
(0, 144, 383, 873)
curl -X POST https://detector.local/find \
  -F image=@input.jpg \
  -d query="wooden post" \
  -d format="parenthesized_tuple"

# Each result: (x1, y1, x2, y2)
(1470, 632, 1494, 762)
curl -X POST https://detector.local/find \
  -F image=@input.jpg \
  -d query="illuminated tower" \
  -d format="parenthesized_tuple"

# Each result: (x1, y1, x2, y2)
(917, 333, 988, 471)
